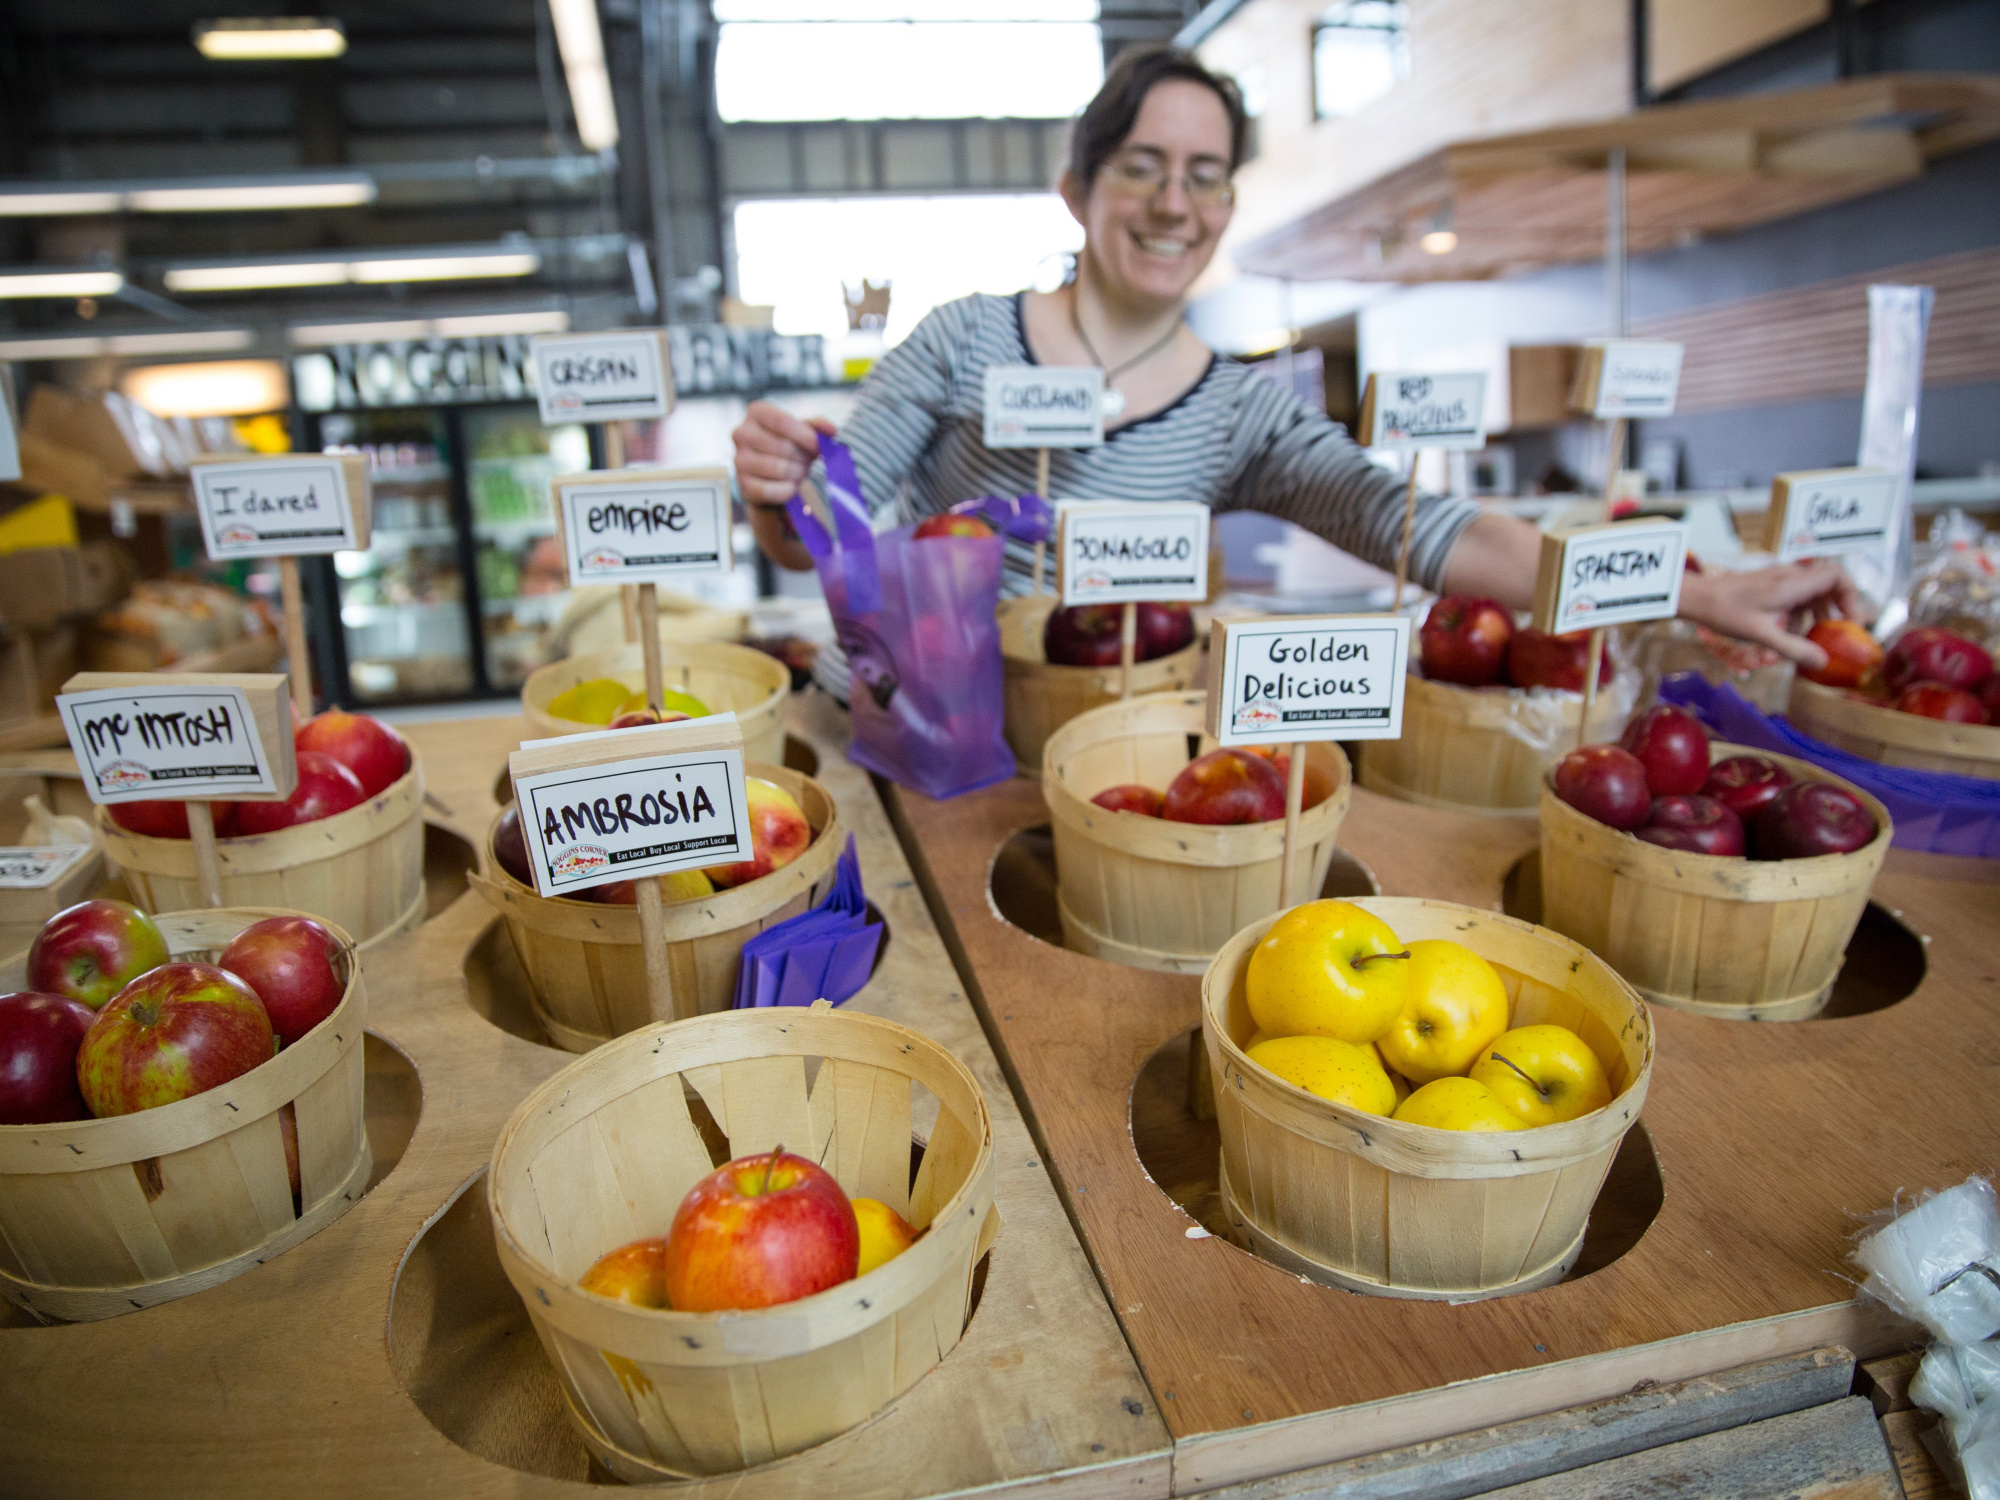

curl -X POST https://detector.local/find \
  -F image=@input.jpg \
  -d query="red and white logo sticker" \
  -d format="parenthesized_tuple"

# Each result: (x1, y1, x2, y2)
(99, 760, 151, 791)
(552, 845, 610, 879)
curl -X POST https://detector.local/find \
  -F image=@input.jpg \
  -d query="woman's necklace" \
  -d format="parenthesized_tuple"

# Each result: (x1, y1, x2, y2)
(1070, 288, 1181, 421)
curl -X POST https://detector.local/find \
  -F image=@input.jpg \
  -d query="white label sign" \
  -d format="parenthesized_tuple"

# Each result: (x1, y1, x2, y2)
(0, 371, 18, 483)
(1547, 520, 1688, 634)
(1213, 615, 1412, 746)
(192, 455, 360, 558)
(982, 365, 1104, 449)
(1058, 501, 1210, 605)
(1588, 340, 1684, 418)
(1366, 372, 1489, 450)
(557, 472, 733, 586)
(0, 844, 93, 890)
(1769, 468, 1900, 562)
(58, 684, 282, 804)
(513, 738, 750, 899)
(532, 330, 672, 423)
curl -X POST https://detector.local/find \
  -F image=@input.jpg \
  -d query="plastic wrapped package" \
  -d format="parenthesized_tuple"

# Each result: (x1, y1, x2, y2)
(1634, 617, 1794, 715)
(1908, 509, 2000, 647)
(1855, 1177, 2000, 1345)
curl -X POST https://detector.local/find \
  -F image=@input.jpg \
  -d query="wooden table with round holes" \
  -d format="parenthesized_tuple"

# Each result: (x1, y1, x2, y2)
(0, 693, 1170, 1499)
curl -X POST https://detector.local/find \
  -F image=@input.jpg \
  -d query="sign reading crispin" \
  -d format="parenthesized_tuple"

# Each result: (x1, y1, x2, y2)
(530, 329, 674, 424)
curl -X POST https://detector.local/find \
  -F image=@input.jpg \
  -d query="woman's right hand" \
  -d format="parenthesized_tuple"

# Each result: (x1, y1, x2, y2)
(732, 401, 834, 508)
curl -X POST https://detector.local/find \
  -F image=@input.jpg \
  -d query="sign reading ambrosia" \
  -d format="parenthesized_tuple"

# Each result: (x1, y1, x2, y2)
(1573, 340, 1685, 418)
(189, 453, 371, 559)
(1206, 615, 1411, 747)
(555, 467, 733, 586)
(1763, 467, 1900, 562)
(56, 673, 295, 804)
(1531, 519, 1690, 636)
(507, 715, 750, 899)
(0, 843, 94, 890)
(1057, 501, 1210, 606)
(1355, 371, 1489, 450)
(982, 365, 1105, 449)
(530, 329, 674, 424)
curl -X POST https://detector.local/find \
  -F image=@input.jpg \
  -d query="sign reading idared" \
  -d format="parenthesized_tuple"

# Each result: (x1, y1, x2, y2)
(190, 453, 369, 559)
(1206, 614, 1411, 747)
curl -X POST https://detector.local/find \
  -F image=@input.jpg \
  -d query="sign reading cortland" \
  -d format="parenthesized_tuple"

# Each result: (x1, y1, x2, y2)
(56, 674, 295, 805)
(189, 453, 371, 559)
(1532, 519, 1689, 636)
(1206, 615, 1411, 747)
(1356, 371, 1489, 451)
(982, 365, 1105, 449)
(530, 329, 674, 424)
(507, 715, 750, 900)
(555, 467, 733, 587)
(1763, 467, 1901, 562)
(1056, 500, 1210, 606)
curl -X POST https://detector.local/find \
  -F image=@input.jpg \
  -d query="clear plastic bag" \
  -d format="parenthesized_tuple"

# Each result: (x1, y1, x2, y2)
(1908, 508, 2000, 647)
(1855, 1177, 2000, 1345)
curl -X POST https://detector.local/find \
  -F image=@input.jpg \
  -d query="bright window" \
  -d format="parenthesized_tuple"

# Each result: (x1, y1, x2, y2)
(733, 194, 1084, 344)
(1312, 1, 1409, 120)
(715, 2, 1103, 122)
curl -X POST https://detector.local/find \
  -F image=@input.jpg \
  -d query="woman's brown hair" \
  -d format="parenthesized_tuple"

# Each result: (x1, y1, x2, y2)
(1066, 44, 1249, 189)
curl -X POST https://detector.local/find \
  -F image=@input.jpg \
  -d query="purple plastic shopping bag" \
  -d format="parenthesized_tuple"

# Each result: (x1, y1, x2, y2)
(788, 435, 1015, 799)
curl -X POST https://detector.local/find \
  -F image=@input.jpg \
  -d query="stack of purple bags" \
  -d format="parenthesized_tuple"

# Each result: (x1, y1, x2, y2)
(731, 834, 883, 1009)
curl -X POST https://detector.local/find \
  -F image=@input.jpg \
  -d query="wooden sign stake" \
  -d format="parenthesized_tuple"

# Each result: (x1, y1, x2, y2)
(1034, 447, 1051, 595)
(637, 583, 665, 710)
(276, 557, 313, 723)
(633, 876, 681, 1022)
(1279, 742, 1308, 907)
(1578, 629, 1606, 752)
(185, 802, 225, 908)
(620, 585, 640, 644)
(1119, 601, 1137, 699)
(1601, 416, 1628, 504)
(1391, 457, 1422, 612)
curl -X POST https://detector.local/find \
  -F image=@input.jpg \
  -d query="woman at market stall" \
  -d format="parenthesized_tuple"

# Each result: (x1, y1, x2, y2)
(732, 44, 1861, 695)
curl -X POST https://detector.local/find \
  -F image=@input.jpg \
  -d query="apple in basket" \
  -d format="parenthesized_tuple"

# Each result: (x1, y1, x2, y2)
(1635, 794, 1745, 857)
(1620, 704, 1710, 795)
(1419, 595, 1514, 688)
(295, 710, 410, 799)
(233, 752, 367, 835)
(28, 899, 172, 1010)
(662, 1147, 860, 1312)
(1135, 601, 1195, 659)
(1755, 782, 1877, 860)
(1043, 605, 1125, 668)
(1507, 628, 1613, 692)
(608, 706, 692, 729)
(1885, 626, 1992, 696)
(76, 962, 275, 1117)
(1091, 784, 1164, 816)
(493, 804, 533, 885)
(1702, 754, 1793, 822)
(1551, 745, 1651, 830)
(704, 777, 812, 889)
(0, 991, 97, 1124)
(1163, 748, 1285, 825)
(1894, 683, 1988, 724)
(219, 916, 345, 1047)
(1801, 619, 1884, 690)
(108, 800, 240, 840)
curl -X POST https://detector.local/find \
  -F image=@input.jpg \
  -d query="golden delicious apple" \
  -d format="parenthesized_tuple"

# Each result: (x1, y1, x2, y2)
(1392, 1076, 1526, 1132)
(1376, 939, 1510, 1086)
(1470, 1024, 1612, 1126)
(1247, 1035, 1397, 1115)
(1245, 900, 1411, 1045)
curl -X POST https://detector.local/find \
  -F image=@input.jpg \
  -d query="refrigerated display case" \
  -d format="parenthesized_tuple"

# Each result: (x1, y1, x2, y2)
(462, 406, 589, 690)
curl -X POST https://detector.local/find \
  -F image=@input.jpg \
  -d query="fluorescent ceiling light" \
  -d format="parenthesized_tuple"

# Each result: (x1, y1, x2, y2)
(129, 178, 374, 212)
(715, 1, 1097, 17)
(549, 0, 620, 151)
(432, 310, 572, 337)
(193, 17, 347, 60)
(289, 309, 570, 346)
(165, 249, 541, 292)
(0, 270, 125, 298)
(166, 262, 349, 292)
(122, 359, 288, 417)
(0, 328, 253, 359)
(0, 190, 124, 217)
(348, 252, 540, 283)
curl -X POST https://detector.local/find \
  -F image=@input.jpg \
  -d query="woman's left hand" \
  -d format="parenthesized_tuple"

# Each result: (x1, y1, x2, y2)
(1678, 559, 1873, 672)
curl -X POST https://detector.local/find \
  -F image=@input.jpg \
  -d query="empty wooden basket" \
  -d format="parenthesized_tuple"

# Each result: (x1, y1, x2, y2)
(1538, 742, 1892, 1020)
(0, 907, 371, 1322)
(97, 756, 426, 951)
(998, 594, 1202, 774)
(1360, 672, 1635, 814)
(486, 1002, 1000, 1481)
(1788, 677, 2000, 781)
(521, 640, 792, 765)
(468, 764, 844, 1051)
(1044, 691, 1351, 973)
(1202, 898, 1652, 1300)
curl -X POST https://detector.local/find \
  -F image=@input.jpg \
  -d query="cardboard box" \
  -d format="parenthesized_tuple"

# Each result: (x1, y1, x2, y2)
(24, 386, 172, 480)
(1507, 344, 1584, 429)
(0, 624, 79, 729)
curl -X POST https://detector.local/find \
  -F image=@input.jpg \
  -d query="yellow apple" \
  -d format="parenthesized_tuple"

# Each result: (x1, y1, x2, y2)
(1376, 939, 1511, 1086)
(852, 1196, 916, 1275)
(1372, 1046, 1411, 1105)
(1245, 900, 1411, 1045)
(1392, 1077, 1526, 1132)
(1470, 1024, 1612, 1126)
(1244, 1029, 1275, 1048)
(1247, 1036, 1397, 1115)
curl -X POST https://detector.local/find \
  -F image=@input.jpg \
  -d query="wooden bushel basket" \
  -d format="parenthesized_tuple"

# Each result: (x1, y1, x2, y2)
(469, 764, 844, 1051)
(1360, 672, 1635, 815)
(0, 907, 370, 1322)
(1789, 677, 2000, 781)
(521, 641, 791, 764)
(1539, 742, 1892, 1020)
(487, 1003, 1001, 1480)
(998, 595, 1202, 774)
(96, 757, 426, 952)
(1202, 898, 1652, 1300)
(1044, 691, 1351, 973)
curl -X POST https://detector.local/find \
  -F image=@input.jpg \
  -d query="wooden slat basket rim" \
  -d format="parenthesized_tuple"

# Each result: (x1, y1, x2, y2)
(520, 639, 791, 740)
(486, 1005, 995, 1365)
(468, 762, 842, 943)
(1042, 691, 1353, 865)
(1537, 741, 1893, 903)
(0, 907, 365, 1172)
(1789, 676, 2000, 761)
(93, 759, 422, 878)
(1200, 898, 1654, 1181)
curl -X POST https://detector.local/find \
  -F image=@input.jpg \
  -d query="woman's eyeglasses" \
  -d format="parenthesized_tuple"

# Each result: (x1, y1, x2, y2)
(1101, 154, 1235, 210)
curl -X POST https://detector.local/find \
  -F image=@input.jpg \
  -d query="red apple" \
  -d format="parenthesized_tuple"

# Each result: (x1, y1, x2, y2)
(1702, 755, 1793, 823)
(1620, 703, 1711, 795)
(585, 881, 638, 905)
(1885, 626, 1992, 695)
(1091, 784, 1164, 816)
(295, 710, 410, 799)
(494, 804, 532, 886)
(704, 777, 813, 889)
(0, 992, 97, 1124)
(280, 1102, 301, 1210)
(1134, 601, 1195, 660)
(1552, 745, 1652, 830)
(219, 916, 345, 1047)
(1043, 605, 1125, 667)
(233, 751, 366, 835)
(1162, 748, 1287, 825)
(107, 800, 240, 840)
(75, 962, 275, 1117)
(1979, 676, 2000, 722)
(1507, 629, 1613, 692)
(662, 1147, 860, 1312)
(1894, 682, 1988, 724)
(608, 707, 691, 729)
(1801, 619, 1884, 690)
(1420, 595, 1514, 687)
(28, 899, 171, 1010)
(911, 512, 994, 541)
(1755, 782, 1877, 860)
(1636, 794, 1745, 856)
(580, 1235, 672, 1307)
